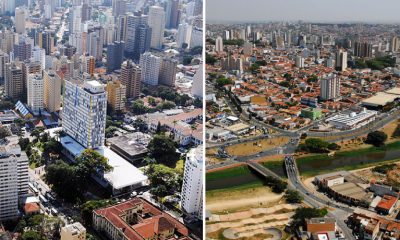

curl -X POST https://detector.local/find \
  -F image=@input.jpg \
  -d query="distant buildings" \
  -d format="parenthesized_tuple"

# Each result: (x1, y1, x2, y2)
(93, 198, 190, 240)
(27, 74, 44, 115)
(0, 143, 28, 221)
(106, 80, 126, 113)
(181, 145, 203, 220)
(60, 222, 86, 240)
(354, 41, 373, 58)
(148, 6, 165, 50)
(62, 79, 107, 149)
(326, 108, 377, 130)
(320, 74, 340, 101)
(295, 55, 305, 68)
(215, 36, 223, 53)
(221, 55, 242, 73)
(15, 7, 26, 34)
(107, 41, 125, 72)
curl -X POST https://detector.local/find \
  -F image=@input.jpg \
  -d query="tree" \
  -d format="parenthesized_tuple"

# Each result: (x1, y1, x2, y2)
(144, 164, 181, 200)
(0, 126, 10, 139)
(365, 131, 387, 147)
(75, 149, 113, 180)
(292, 207, 328, 227)
(298, 138, 330, 153)
(18, 138, 30, 150)
(132, 100, 148, 114)
(206, 54, 217, 65)
(42, 138, 63, 155)
(147, 135, 179, 166)
(215, 76, 233, 87)
(327, 142, 341, 150)
(80, 200, 116, 227)
(284, 190, 303, 203)
(21, 231, 43, 240)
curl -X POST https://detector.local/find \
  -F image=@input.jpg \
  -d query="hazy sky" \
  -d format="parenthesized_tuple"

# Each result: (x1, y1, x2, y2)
(207, 0, 400, 23)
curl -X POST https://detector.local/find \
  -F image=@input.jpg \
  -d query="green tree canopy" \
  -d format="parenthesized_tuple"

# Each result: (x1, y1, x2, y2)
(365, 131, 387, 147)
(147, 135, 179, 166)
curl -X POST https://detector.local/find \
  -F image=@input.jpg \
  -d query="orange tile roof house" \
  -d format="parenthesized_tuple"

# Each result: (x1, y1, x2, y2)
(93, 198, 191, 240)
(376, 194, 398, 215)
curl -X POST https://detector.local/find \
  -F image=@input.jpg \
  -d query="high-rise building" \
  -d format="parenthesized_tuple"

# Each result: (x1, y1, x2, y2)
(5, 63, 24, 100)
(335, 49, 348, 72)
(148, 6, 165, 50)
(295, 55, 305, 68)
(31, 46, 46, 70)
(43, 70, 61, 112)
(215, 36, 223, 53)
(62, 79, 107, 149)
(191, 62, 203, 99)
(0, 144, 29, 221)
(15, 7, 26, 34)
(83, 55, 95, 76)
(181, 145, 203, 220)
(0, 50, 10, 83)
(12, 36, 33, 61)
(112, 0, 127, 19)
(60, 222, 86, 240)
(120, 60, 142, 99)
(107, 41, 125, 72)
(2, 0, 15, 14)
(125, 12, 151, 60)
(221, 55, 242, 72)
(159, 57, 177, 87)
(59, 44, 77, 60)
(166, 0, 180, 29)
(106, 80, 126, 113)
(190, 27, 202, 49)
(139, 52, 161, 86)
(243, 41, 252, 56)
(37, 31, 54, 55)
(177, 23, 192, 49)
(320, 74, 340, 101)
(27, 74, 44, 114)
(81, 3, 92, 22)
(193, 0, 202, 16)
(354, 41, 373, 58)
(390, 36, 399, 53)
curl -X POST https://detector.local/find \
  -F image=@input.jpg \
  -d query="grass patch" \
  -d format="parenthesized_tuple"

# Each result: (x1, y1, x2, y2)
(261, 160, 286, 177)
(206, 165, 252, 182)
(206, 181, 264, 197)
(174, 159, 184, 174)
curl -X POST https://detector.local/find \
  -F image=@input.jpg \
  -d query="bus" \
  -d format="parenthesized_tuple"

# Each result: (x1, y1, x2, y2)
(51, 207, 58, 216)
(39, 195, 48, 206)
(28, 183, 40, 195)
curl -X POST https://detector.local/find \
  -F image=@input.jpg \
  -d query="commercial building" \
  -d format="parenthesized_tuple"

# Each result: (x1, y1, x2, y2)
(125, 12, 151, 60)
(4, 63, 24, 101)
(106, 80, 126, 113)
(139, 52, 161, 86)
(120, 60, 141, 99)
(92, 198, 190, 240)
(107, 41, 125, 72)
(320, 74, 340, 101)
(301, 108, 322, 120)
(181, 146, 203, 220)
(106, 132, 151, 163)
(60, 222, 86, 240)
(326, 108, 377, 130)
(62, 79, 107, 149)
(148, 6, 165, 49)
(27, 74, 44, 115)
(43, 70, 61, 113)
(0, 143, 29, 221)
(15, 7, 26, 34)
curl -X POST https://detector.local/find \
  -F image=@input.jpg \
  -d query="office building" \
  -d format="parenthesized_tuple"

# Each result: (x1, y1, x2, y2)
(215, 36, 223, 53)
(62, 79, 107, 149)
(166, 0, 180, 29)
(159, 57, 177, 87)
(15, 7, 26, 34)
(181, 145, 203, 220)
(320, 74, 340, 101)
(31, 46, 46, 70)
(43, 70, 61, 112)
(112, 0, 127, 19)
(177, 23, 192, 49)
(37, 31, 54, 55)
(0, 144, 28, 221)
(27, 74, 44, 114)
(148, 6, 165, 50)
(60, 222, 86, 240)
(125, 12, 151, 60)
(107, 41, 125, 72)
(12, 36, 33, 61)
(2, 0, 15, 14)
(106, 80, 126, 113)
(191, 63, 203, 99)
(120, 60, 141, 99)
(139, 52, 161, 86)
(5, 63, 24, 101)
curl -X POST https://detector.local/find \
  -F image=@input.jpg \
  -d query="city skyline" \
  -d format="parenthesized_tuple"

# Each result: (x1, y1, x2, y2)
(207, 0, 400, 23)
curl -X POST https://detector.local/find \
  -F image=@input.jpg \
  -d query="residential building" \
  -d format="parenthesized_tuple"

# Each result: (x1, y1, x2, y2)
(181, 146, 203, 220)
(27, 74, 44, 115)
(295, 55, 305, 68)
(43, 70, 61, 112)
(92, 198, 190, 240)
(354, 41, 373, 58)
(177, 23, 192, 49)
(215, 36, 223, 52)
(106, 80, 126, 113)
(191, 63, 203, 99)
(159, 57, 177, 87)
(124, 12, 151, 60)
(62, 79, 107, 149)
(335, 49, 347, 71)
(12, 36, 33, 61)
(61, 222, 86, 240)
(5, 63, 24, 101)
(320, 74, 340, 101)
(15, 7, 26, 34)
(120, 60, 141, 99)
(139, 52, 161, 86)
(0, 143, 29, 221)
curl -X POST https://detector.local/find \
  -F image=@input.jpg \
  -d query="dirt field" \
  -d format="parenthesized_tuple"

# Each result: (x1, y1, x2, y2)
(225, 137, 289, 156)
(206, 185, 283, 212)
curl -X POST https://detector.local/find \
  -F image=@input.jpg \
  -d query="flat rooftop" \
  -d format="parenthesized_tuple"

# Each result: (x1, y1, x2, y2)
(60, 136, 148, 190)
(107, 132, 152, 157)
(330, 182, 370, 201)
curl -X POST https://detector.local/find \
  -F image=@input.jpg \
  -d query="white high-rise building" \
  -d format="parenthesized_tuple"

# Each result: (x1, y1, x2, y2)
(27, 74, 44, 114)
(320, 74, 341, 101)
(15, 7, 26, 34)
(181, 145, 203, 220)
(62, 79, 107, 149)
(2, 0, 15, 14)
(191, 62, 203, 99)
(295, 55, 305, 68)
(139, 52, 161, 86)
(190, 27, 202, 49)
(31, 46, 46, 70)
(215, 36, 223, 52)
(177, 23, 192, 49)
(335, 49, 347, 72)
(0, 50, 9, 81)
(0, 144, 29, 221)
(148, 6, 165, 50)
